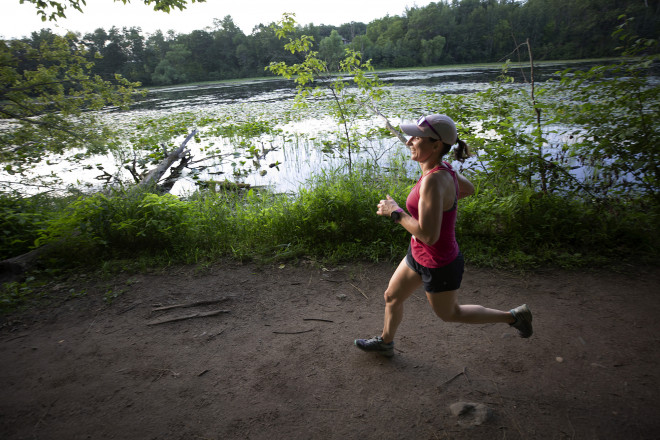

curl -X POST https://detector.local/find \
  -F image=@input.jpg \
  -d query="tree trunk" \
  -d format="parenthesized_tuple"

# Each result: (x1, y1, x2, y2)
(0, 130, 199, 283)
(0, 245, 53, 284)
(139, 129, 198, 188)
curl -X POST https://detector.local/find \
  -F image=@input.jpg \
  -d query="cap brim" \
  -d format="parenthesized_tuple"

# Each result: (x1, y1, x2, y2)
(400, 122, 432, 138)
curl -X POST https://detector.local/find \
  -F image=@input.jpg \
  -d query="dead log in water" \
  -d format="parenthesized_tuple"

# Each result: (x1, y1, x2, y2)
(139, 129, 198, 189)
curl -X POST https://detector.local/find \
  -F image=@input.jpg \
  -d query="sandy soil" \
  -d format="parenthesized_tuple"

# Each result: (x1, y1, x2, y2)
(1, 259, 659, 440)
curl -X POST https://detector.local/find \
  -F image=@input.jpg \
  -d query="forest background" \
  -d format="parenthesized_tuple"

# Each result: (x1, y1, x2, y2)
(8, 0, 660, 86)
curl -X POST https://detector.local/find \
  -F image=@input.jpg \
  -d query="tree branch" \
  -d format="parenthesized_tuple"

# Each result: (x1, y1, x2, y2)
(139, 129, 198, 188)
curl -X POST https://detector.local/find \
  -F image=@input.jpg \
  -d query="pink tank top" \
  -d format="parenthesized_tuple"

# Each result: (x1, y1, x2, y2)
(405, 161, 459, 268)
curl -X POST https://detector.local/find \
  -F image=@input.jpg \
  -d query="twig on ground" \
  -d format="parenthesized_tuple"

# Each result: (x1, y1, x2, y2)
(303, 318, 334, 323)
(349, 282, 369, 299)
(147, 309, 230, 326)
(117, 301, 142, 315)
(272, 329, 314, 335)
(6, 333, 31, 342)
(152, 368, 179, 382)
(441, 369, 466, 387)
(566, 409, 576, 439)
(151, 298, 231, 312)
(321, 278, 342, 283)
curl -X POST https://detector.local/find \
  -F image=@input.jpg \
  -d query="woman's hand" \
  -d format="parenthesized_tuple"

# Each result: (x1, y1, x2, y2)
(377, 195, 400, 217)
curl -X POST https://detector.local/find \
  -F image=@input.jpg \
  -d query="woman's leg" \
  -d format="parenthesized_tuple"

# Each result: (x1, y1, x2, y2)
(381, 258, 423, 343)
(425, 290, 515, 324)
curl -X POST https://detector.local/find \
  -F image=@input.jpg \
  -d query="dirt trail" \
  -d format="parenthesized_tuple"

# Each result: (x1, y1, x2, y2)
(1, 260, 659, 439)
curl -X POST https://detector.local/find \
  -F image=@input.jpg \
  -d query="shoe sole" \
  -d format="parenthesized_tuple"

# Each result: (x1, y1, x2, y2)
(512, 304, 533, 338)
(354, 340, 394, 357)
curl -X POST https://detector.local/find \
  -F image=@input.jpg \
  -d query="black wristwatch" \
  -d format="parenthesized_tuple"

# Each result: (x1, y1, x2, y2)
(390, 208, 403, 223)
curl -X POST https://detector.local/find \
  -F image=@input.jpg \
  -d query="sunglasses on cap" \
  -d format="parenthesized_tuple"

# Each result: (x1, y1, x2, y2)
(417, 115, 442, 141)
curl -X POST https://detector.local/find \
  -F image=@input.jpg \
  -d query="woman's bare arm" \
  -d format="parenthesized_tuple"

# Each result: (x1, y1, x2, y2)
(456, 173, 475, 199)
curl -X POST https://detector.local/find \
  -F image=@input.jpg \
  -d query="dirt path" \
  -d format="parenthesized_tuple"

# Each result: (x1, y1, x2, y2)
(1, 260, 659, 439)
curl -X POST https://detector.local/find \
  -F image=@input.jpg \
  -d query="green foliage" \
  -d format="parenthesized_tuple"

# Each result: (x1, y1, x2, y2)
(284, 167, 410, 262)
(457, 182, 659, 268)
(10, 0, 658, 90)
(21, 0, 206, 22)
(319, 30, 345, 71)
(0, 193, 61, 259)
(36, 187, 196, 261)
(2, 153, 658, 292)
(0, 32, 142, 172)
(267, 14, 389, 172)
(0, 277, 42, 313)
(25, 165, 412, 266)
(151, 43, 193, 85)
(7, 162, 657, 273)
(443, 19, 659, 203)
(551, 18, 660, 200)
(266, 13, 329, 91)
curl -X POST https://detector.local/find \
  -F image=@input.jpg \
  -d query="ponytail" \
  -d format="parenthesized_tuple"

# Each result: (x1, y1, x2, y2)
(437, 137, 470, 162)
(452, 138, 470, 162)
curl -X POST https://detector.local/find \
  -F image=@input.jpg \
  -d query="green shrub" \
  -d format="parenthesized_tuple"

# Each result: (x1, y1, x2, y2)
(457, 182, 659, 268)
(0, 194, 58, 260)
(37, 187, 198, 262)
(8, 161, 658, 273)
(287, 167, 410, 261)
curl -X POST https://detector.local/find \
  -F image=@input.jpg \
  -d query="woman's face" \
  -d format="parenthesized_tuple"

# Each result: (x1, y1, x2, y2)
(406, 136, 439, 164)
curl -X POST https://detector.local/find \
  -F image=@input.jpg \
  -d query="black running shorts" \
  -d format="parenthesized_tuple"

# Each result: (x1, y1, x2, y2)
(405, 247, 464, 293)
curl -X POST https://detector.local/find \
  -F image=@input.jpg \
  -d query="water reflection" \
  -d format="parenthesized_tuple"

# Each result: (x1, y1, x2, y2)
(132, 78, 295, 110)
(134, 63, 574, 111)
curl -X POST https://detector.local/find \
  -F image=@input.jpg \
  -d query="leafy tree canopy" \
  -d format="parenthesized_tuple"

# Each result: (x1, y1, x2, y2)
(0, 31, 142, 173)
(20, 0, 206, 22)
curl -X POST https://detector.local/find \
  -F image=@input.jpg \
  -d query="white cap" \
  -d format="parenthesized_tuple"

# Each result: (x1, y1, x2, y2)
(400, 114, 458, 145)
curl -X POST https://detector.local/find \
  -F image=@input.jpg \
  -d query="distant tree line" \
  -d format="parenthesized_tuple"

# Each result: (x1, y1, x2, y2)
(7, 0, 660, 87)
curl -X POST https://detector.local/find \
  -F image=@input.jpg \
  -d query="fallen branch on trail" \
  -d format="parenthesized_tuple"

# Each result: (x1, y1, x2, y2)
(151, 297, 232, 312)
(146, 309, 230, 326)
(0, 248, 43, 283)
(272, 329, 314, 335)
(349, 282, 369, 299)
(0, 232, 78, 284)
(441, 367, 469, 388)
(139, 129, 198, 188)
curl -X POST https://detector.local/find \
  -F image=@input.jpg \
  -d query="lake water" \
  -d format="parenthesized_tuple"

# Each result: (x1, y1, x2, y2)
(2, 61, 643, 196)
(132, 63, 569, 113)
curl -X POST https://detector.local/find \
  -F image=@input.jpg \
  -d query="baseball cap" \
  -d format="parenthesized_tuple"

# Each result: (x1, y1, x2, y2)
(400, 114, 458, 145)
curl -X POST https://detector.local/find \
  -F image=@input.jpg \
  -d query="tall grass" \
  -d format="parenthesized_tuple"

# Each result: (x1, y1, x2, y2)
(3, 163, 657, 272)
(457, 187, 658, 269)
(10, 163, 411, 268)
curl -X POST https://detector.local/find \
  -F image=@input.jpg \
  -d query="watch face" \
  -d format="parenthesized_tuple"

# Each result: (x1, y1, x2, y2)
(391, 211, 401, 222)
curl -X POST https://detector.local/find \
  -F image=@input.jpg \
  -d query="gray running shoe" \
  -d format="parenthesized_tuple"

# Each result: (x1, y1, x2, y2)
(354, 336, 394, 357)
(510, 304, 533, 338)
